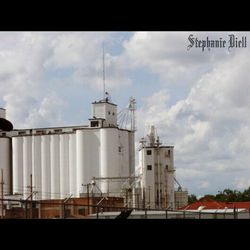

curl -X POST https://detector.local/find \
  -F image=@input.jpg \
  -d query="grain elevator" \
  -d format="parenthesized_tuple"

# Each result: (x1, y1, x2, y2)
(0, 96, 135, 200)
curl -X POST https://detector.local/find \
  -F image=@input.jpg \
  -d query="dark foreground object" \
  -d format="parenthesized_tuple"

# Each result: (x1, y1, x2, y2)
(115, 209, 133, 219)
(0, 118, 13, 131)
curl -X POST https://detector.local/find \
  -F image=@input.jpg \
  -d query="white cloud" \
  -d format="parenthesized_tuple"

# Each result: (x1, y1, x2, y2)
(122, 32, 240, 85)
(136, 41, 250, 194)
(233, 177, 250, 190)
(0, 32, 132, 128)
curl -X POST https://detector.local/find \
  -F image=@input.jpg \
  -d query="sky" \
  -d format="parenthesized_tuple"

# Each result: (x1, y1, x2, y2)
(1, 31, 250, 197)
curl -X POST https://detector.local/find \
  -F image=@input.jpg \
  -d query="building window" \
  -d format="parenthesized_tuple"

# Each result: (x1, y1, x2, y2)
(108, 111, 111, 115)
(146, 150, 152, 155)
(118, 146, 122, 152)
(18, 131, 26, 135)
(168, 150, 171, 156)
(90, 121, 99, 127)
(112, 112, 115, 116)
(147, 165, 152, 171)
(165, 165, 168, 170)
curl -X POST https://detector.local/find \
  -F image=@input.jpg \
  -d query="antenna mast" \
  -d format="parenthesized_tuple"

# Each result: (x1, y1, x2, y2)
(102, 43, 106, 100)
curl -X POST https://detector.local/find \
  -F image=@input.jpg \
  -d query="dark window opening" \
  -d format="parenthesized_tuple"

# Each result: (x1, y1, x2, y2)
(168, 150, 171, 155)
(91, 121, 99, 127)
(108, 111, 111, 115)
(165, 165, 168, 170)
(112, 112, 115, 115)
(147, 150, 152, 155)
(36, 130, 45, 135)
(118, 146, 122, 152)
(147, 165, 152, 171)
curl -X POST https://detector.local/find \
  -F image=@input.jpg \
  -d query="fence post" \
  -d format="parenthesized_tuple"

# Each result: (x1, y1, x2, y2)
(97, 206, 99, 219)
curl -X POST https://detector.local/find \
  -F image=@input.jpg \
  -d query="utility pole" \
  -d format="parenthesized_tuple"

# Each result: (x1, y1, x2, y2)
(87, 184, 90, 215)
(82, 183, 90, 215)
(1, 169, 4, 219)
(27, 174, 33, 219)
(148, 186, 150, 209)
(125, 188, 129, 208)
(143, 187, 146, 209)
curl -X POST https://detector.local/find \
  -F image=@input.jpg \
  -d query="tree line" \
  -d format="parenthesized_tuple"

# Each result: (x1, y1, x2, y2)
(188, 187, 250, 204)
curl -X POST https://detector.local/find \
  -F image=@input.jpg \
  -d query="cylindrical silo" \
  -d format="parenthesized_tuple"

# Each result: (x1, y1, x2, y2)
(100, 128, 119, 195)
(50, 134, 60, 199)
(59, 134, 69, 199)
(76, 130, 85, 196)
(82, 130, 98, 186)
(23, 136, 32, 198)
(0, 137, 11, 195)
(12, 136, 23, 195)
(32, 135, 42, 200)
(69, 133, 76, 197)
(100, 129, 108, 193)
(89, 130, 100, 182)
(41, 135, 51, 200)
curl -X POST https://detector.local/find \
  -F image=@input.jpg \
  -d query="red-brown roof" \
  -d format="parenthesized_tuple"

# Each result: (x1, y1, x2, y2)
(179, 198, 250, 210)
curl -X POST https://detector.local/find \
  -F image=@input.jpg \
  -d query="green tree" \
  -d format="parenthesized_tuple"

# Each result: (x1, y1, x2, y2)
(188, 194, 197, 204)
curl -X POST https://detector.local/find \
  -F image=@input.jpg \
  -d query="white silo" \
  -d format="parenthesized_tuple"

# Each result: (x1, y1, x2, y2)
(41, 135, 51, 200)
(0, 137, 11, 194)
(50, 134, 60, 199)
(84, 129, 100, 184)
(100, 129, 108, 193)
(23, 136, 32, 198)
(69, 133, 76, 196)
(32, 135, 42, 200)
(12, 137, 23, 195)
(76, 129, 99, 195)
(76, 130, 84, 195)
(100, 128, 119, 195)
(59, 134, 69, 199)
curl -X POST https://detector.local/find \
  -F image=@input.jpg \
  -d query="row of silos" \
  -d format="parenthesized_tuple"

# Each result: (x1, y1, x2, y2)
(11, 127, 134, 200)
(12, 134, 77, 200)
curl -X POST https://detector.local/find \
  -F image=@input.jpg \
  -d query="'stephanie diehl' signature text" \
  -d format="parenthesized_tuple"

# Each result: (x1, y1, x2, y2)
(187, 34, 247, 51)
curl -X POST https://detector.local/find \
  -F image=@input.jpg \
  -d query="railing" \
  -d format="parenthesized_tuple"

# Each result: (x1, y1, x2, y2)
(1, 197, 250, 219)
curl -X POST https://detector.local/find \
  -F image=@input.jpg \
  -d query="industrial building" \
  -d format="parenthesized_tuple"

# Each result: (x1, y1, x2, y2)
(0, 96, 135, 200)
(0, 94, 187, 217)
(135, 125, 188, 210)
